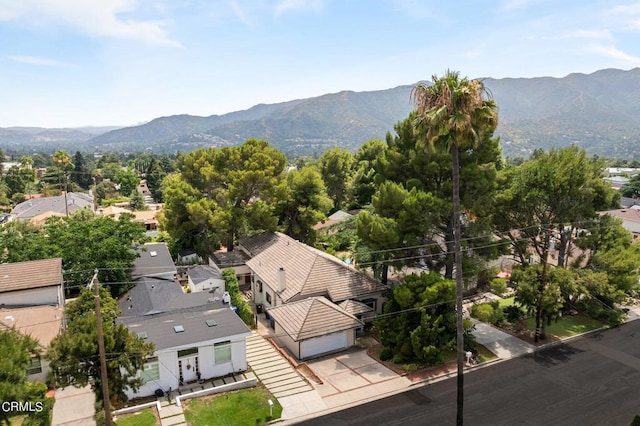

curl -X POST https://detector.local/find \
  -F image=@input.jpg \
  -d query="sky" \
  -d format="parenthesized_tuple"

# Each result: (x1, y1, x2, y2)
(1, 0, 640, 128)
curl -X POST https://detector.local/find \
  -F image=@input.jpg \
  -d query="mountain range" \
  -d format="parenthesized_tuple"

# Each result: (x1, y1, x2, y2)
(2, 68, 640, 159)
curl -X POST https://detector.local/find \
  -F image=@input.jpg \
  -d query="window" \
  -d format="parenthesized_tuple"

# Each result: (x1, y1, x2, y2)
(140, 360, 160, 383)
(178, 348, 198, 358)
(265, 292, 272, 305)
(27, 357, 42, 375)
(257, 280, 263, 293)
(214, 341, 231, 364)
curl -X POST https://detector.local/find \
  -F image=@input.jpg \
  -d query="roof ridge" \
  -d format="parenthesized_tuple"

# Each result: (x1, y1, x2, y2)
(296, 298, 316, 340)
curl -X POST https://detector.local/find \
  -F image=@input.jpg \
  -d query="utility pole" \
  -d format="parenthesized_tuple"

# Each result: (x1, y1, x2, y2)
(534, 231, 550, 343)
(91, 270, 112, 426)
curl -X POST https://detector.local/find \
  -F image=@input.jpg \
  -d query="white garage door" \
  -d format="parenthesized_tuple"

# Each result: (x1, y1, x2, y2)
(301, 331, 348, 359)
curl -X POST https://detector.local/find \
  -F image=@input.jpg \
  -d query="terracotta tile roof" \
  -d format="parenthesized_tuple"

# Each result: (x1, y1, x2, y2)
(0, 305, 64, 348)
(0, 258, 63, 293)
(266, 296, 363, 341)
(243, 232, 386, 303)
(338, 299, 374, 316)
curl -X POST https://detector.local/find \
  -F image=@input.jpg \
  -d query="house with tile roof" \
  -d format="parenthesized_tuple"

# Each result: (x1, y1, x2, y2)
(266, 296, 363, 359)
(0, 258, 65, 382)
(0, 258, 65, 307)
(240, 232, 386, 312)
(0, 305, 64, 382)
(237, 232, 386, 358)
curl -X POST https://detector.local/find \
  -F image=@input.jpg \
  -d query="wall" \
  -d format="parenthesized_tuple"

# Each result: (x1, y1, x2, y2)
(300, 330, 353, 360)
(0, 286, 60, 307)
(273, 323, 300, 359)
(187, 276, 226, 294)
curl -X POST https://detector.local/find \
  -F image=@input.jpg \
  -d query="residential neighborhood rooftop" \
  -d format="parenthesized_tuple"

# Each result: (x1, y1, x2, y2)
(119, 305, 251, 351)
(132, 243, 177, 279)
(243, 232, 386, 303)
(210, 250, 249, 268)
(338, 299, 374, 316)
(0, 305, 64, 349)
(118, 277, 222, 317)
(10, 192, 94, 220)
(266, 296, 363, 341)
(0, 258, 63, 293)
(188, 265, 223, 285)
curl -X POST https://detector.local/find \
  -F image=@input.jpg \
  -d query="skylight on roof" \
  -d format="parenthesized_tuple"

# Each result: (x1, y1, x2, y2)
(137, 331, 148, 339)
(205, 319, 217, 327)
(150, 251, 158, 257)
(173, 325, 184, 333)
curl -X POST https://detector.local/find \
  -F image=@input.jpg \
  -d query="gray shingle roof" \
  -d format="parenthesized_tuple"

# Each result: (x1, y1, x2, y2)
(188, 265, 222, 285)
(132, 243, 177, 279)
(119, 305, 251, 351)
(243, 232, 386, 303)
(118, 277, 223, 317)
(10, 193, 94, 219)
(266, 296, 363, 341)
(210, 250, 249, 268)
(0, 258, 63, 293)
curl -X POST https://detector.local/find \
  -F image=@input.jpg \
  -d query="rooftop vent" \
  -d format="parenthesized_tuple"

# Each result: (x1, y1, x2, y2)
(150, 251, 158, 257)
(173, 325, 184, 333)
(205, 319, 217, 327)
(137, 331, 148, 339)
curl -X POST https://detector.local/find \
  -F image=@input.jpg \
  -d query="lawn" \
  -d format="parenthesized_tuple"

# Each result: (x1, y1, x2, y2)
(524, 314, 606, 338)
(497, 296, 516, 309)
(183, 387, 282, 426)
(115, 408, 158, 426)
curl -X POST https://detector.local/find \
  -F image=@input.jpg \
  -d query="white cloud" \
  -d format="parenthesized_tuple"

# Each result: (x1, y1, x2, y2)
(228, 0, 252, 27)
(557, 29, 613, 41)
(275, 0, 323, 17)
(588, 43, 640, 64)
(0, 0, 180, 47)
(8, 55, 73, 67)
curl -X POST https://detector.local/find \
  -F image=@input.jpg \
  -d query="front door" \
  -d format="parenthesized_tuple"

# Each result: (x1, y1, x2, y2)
(178, 355, 199, 384)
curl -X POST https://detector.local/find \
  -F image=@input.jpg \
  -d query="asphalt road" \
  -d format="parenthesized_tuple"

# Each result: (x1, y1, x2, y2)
(299, 320, 640, 426)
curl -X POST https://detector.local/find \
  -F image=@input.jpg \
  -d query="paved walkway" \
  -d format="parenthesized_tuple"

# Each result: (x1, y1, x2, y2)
(473, 320, 536, 359)
(51, 385, 96, 426)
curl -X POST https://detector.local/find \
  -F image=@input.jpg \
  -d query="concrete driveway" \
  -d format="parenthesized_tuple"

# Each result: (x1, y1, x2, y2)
(307, 350, 411, 410)
(51, 385, 96, 426)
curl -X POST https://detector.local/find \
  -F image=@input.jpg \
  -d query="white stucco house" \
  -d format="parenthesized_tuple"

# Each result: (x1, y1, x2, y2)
(187, 265, 225, 294)
(120, 250, 251, 399)
(119, 304, 251, 399)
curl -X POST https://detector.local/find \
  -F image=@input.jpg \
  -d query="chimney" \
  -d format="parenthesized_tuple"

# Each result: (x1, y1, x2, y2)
(277, 267, 286, 292)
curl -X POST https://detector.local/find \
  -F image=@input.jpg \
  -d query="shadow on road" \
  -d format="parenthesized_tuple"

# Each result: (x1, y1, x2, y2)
(527, 343, 585, 367)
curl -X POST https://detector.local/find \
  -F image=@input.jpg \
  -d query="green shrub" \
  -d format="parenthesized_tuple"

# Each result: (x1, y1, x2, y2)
(504, 305, 524, 323)
(379, 347, 393, 361)
(392, 353, 405, 364)
(471, 302, 503, 325)
(400, 341, 413, 358)
(489, 278, 508, 296)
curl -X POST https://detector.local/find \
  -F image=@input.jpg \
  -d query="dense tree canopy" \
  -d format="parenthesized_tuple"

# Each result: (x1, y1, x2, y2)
(162, 139, 287, 252)
(47, 285, 154, 406)
(0, 210, 148, 295)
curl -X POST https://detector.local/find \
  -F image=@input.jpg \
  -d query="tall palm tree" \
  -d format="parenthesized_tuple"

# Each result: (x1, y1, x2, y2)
(411, 71, 498, 425)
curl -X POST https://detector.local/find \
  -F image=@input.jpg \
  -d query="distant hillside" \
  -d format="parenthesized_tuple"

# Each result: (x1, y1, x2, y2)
(2, 68, 640, 158)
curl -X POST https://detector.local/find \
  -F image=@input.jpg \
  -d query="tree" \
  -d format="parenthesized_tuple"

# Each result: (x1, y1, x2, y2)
(351, 139, 386, 207)
(0, 328, 52, 426)
(129, 190, 146, 211)
(72, 151, 93, 189)
(318, 147, 354, 211)
(52, 150, 72, 191)
(0, 211, 148, 296)
(621, 173, 640, 199)
(412, 70, 498, 425)
(115, 168, 140, 197)
(495, 147, 618, 268)
(375, 272, 476, 365)
(47, 285, 155, 407)
(277, 166, 333, 244)
(164, 139, 287, 252)
(145, 157, 167, 202)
